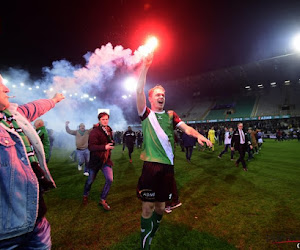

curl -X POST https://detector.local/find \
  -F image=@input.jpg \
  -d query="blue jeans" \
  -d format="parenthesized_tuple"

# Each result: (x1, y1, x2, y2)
(0, 217, 51, 250)
(76, 148, 90, 173)
(219, 144, 234, 159)
(83, 164, 113, 200)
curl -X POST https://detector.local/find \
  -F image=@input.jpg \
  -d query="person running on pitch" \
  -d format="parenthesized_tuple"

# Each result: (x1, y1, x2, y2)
(136, 53, 212, 249)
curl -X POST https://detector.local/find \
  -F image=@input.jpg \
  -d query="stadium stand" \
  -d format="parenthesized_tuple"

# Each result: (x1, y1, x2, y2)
(172, 97, 194, 119)
(255, 84, 300, 117)
(203, 96, 256, 120)
(188, 99, 215, 120)
(255, 87, 283, 116)
(152, 53, 300, 126)
(286, 84, 300, 116)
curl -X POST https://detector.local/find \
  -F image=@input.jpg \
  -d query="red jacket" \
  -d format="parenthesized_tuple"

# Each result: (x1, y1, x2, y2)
(88, 124, 113, 169)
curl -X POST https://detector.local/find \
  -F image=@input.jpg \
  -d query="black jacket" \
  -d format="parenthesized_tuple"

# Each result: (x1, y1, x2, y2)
(231, 129, 251, 150)
(123, 130, 136, 146)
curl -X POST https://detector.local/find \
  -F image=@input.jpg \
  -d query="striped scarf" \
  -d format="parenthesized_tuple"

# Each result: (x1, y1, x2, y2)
(101, 125, 112, 141)
(100, 125, 113, 164)
(0, 109, 39, 164)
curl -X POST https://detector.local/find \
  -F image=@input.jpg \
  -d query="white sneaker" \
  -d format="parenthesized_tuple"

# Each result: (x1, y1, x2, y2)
(165, 207, 172, 214)
(78, 165, 82, 171)
(170, 202, 182, 210)
(83, 172, 89, 176)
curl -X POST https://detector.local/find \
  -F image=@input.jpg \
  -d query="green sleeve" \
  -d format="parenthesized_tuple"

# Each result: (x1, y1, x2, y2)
(40, 127, 51, 161)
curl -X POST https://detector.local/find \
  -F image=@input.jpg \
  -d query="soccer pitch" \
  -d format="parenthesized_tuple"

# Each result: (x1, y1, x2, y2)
(45, 139, 300, 249)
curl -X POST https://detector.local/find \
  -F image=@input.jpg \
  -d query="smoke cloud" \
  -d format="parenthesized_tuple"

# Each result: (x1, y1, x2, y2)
(3, 43, 147, 148)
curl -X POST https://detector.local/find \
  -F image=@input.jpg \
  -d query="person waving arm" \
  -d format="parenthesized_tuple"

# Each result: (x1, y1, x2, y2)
(136, 53, 153, 115)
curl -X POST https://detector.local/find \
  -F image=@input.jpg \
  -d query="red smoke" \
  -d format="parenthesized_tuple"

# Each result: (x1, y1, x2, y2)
(129, 19, 173, 65)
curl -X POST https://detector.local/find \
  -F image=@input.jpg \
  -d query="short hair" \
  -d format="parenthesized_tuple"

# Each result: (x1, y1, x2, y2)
(98, 112, 110, 120)
(34, 119, 44, 127)
(148, 85, 165, 98)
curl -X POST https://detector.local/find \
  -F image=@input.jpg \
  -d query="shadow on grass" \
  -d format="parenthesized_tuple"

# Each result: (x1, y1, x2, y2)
(109, 222, 236, 250)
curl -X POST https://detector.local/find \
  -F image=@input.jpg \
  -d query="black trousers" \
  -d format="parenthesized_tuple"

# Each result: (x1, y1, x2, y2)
(127, 144, 134, 159)
(236, 144, 247, 168)
(185, 146, 194, 160)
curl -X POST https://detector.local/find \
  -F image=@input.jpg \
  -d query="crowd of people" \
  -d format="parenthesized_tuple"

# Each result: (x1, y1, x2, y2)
(183, 118, 300, 141)
(1, 52, 300, 250)
(174, 123, 264, 171)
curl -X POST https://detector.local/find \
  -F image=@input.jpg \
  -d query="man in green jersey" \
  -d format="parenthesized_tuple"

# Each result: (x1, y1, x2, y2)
(34, 119, 50, 163)
(136, 53, 212, 249)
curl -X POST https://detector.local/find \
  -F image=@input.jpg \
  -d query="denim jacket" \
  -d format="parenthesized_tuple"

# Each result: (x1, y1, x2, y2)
(0, 100, 56, 240)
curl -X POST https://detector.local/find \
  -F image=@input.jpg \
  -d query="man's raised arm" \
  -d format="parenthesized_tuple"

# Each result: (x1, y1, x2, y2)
(136, 53, 153, 115)
(178, 123, 212, 147)
(65, 121, 77, 135)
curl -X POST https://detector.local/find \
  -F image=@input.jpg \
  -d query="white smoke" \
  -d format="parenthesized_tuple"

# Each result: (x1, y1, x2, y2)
(3, 43, 147, 147)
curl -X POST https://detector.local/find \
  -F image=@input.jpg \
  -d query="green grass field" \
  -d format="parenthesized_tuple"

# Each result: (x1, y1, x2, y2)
(45, 139, 300, 249)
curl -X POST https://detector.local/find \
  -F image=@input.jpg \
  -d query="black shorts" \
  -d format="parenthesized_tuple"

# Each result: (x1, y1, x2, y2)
(137, 161, 175, 202)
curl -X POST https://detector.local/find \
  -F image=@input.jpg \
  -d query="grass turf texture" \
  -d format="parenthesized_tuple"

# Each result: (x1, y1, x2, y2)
(45, 139, 300, 249)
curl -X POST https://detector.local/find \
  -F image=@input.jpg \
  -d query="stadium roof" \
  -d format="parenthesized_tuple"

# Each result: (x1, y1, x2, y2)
(162, 53, 300, 100)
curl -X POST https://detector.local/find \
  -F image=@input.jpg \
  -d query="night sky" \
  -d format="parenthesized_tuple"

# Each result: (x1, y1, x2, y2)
(1, 0, 300, 82)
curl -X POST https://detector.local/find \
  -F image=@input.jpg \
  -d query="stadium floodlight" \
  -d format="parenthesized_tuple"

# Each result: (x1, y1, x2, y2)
(257, 84, 264, 89)
(43, 90, 47, 93)
(292, 34, 300, 52)
(62, 90, 67, 94)
(245, 86, 251, 89)
(28, 87, 32, 90)
(36, 86, 40, 89)
(122, 95, 128, 99)
(12, 85, 16, 88)
(270, 82, 276, 86)
(49, 87, 53, 92)
(20, 82, 25, 87)
(94, 96, 96, 99)
(124, 77, 137, 92)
